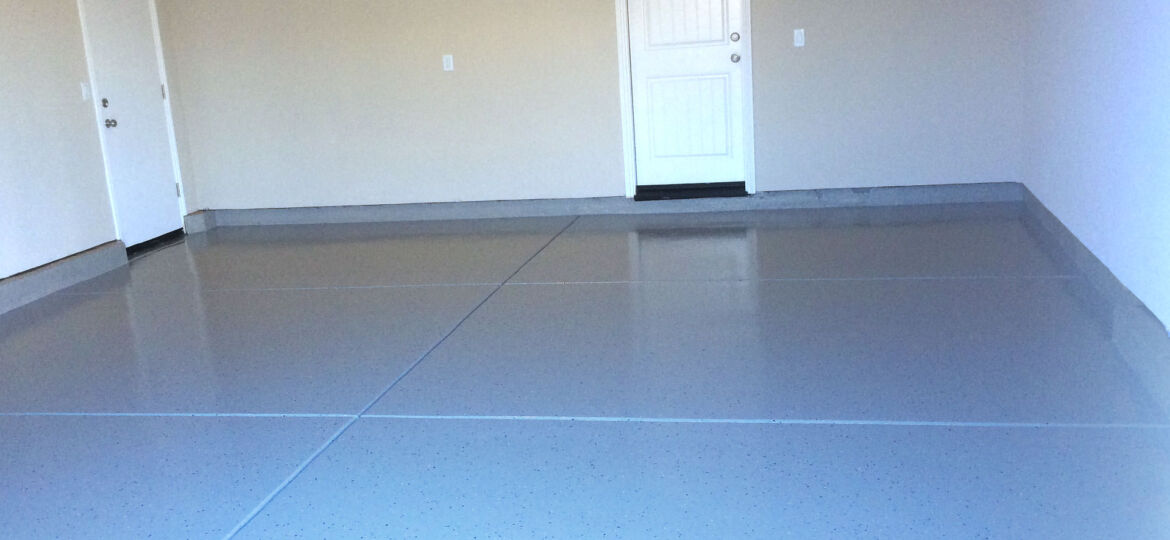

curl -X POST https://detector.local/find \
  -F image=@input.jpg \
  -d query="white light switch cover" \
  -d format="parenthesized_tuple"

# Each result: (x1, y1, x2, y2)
(442, 54, 454, 71)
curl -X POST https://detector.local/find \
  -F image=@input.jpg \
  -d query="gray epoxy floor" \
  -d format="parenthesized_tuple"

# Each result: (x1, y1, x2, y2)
(2, 204, 1168, 538)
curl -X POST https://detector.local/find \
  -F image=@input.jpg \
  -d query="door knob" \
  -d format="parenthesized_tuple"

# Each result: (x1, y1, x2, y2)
(730, 53, 741, 63)
(104, 119, 117, 128)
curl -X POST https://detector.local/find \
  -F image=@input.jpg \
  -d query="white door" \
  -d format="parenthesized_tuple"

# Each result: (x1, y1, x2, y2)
(628, 0, 754, 189)
(79, 0, 183, 247)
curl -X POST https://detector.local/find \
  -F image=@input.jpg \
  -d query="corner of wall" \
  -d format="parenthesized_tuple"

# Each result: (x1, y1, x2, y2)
(1019, 183, 1170, 414)
(183, 210, 216, 234)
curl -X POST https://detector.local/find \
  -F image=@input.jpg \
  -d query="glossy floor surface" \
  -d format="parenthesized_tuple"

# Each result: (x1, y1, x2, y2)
(2, 204, 1168, 538)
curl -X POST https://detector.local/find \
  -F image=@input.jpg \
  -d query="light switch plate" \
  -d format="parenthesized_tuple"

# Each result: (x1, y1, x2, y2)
(442, 54, 454, 71)
(794, 29, 805, 47)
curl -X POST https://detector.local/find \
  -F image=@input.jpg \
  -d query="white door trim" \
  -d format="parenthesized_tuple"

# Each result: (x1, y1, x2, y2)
(614, 0, 756, 197)
(740, 2, 757, 195)
(148, 0, 189, 219)
(614, 0, 637, 198)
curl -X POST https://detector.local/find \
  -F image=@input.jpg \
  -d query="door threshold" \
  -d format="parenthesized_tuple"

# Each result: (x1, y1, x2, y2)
(126, 228, 185, 260)
(635, 182, 748, 201)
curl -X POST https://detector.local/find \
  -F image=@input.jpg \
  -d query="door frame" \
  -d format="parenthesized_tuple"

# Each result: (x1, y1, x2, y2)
(76, 0, 188, 238)
(148, 0, 189, 219)
(614, 0, 757, 198)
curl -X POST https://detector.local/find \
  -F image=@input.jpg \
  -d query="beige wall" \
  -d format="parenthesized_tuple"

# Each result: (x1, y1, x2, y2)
(159, 0, 1030, 210)
(1023, 0, 1170, 327)
(752, 0, 1029, 191)
(156, 0, 626, 210)
(0, 0, 116, 279)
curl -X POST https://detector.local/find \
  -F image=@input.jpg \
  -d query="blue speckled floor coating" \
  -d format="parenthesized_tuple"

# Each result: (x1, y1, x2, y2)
(2, 204, 1168, 538)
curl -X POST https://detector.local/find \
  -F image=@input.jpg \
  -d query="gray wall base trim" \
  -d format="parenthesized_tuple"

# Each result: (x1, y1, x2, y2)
(203, 182, 1026, 228)
(1020, 186, 1170, 415)
(0, 241, 127, 315)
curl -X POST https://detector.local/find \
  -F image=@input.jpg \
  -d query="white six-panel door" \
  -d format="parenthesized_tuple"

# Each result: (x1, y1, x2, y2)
(79, 0, 183, 247)
(627, 0, 753, 188)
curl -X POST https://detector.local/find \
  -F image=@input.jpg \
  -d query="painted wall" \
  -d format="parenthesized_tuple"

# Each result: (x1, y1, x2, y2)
(1023, 0, 1170, 327)
(752, 0, 1029, 191)
(158, 0, 1031, 208)
(0, 0, 116, 279)
(155, 0, 626, 210)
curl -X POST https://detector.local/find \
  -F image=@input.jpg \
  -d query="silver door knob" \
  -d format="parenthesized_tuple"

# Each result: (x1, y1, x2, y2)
(730, 53, 741, 63)
(104, 119, 117, 128)
(730, 32, 740, 42)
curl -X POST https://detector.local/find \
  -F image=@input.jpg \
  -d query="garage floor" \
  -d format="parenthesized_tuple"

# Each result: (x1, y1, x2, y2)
(2, 203, 1168, 538)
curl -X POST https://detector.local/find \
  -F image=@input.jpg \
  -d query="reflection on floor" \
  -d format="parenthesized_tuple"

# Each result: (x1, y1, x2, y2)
(2, 203, 1168, 538)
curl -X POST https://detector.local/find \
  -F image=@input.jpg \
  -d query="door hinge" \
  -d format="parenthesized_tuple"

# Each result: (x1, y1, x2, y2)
(175, 183, 181, 197)
(161, 84, 167, 99)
